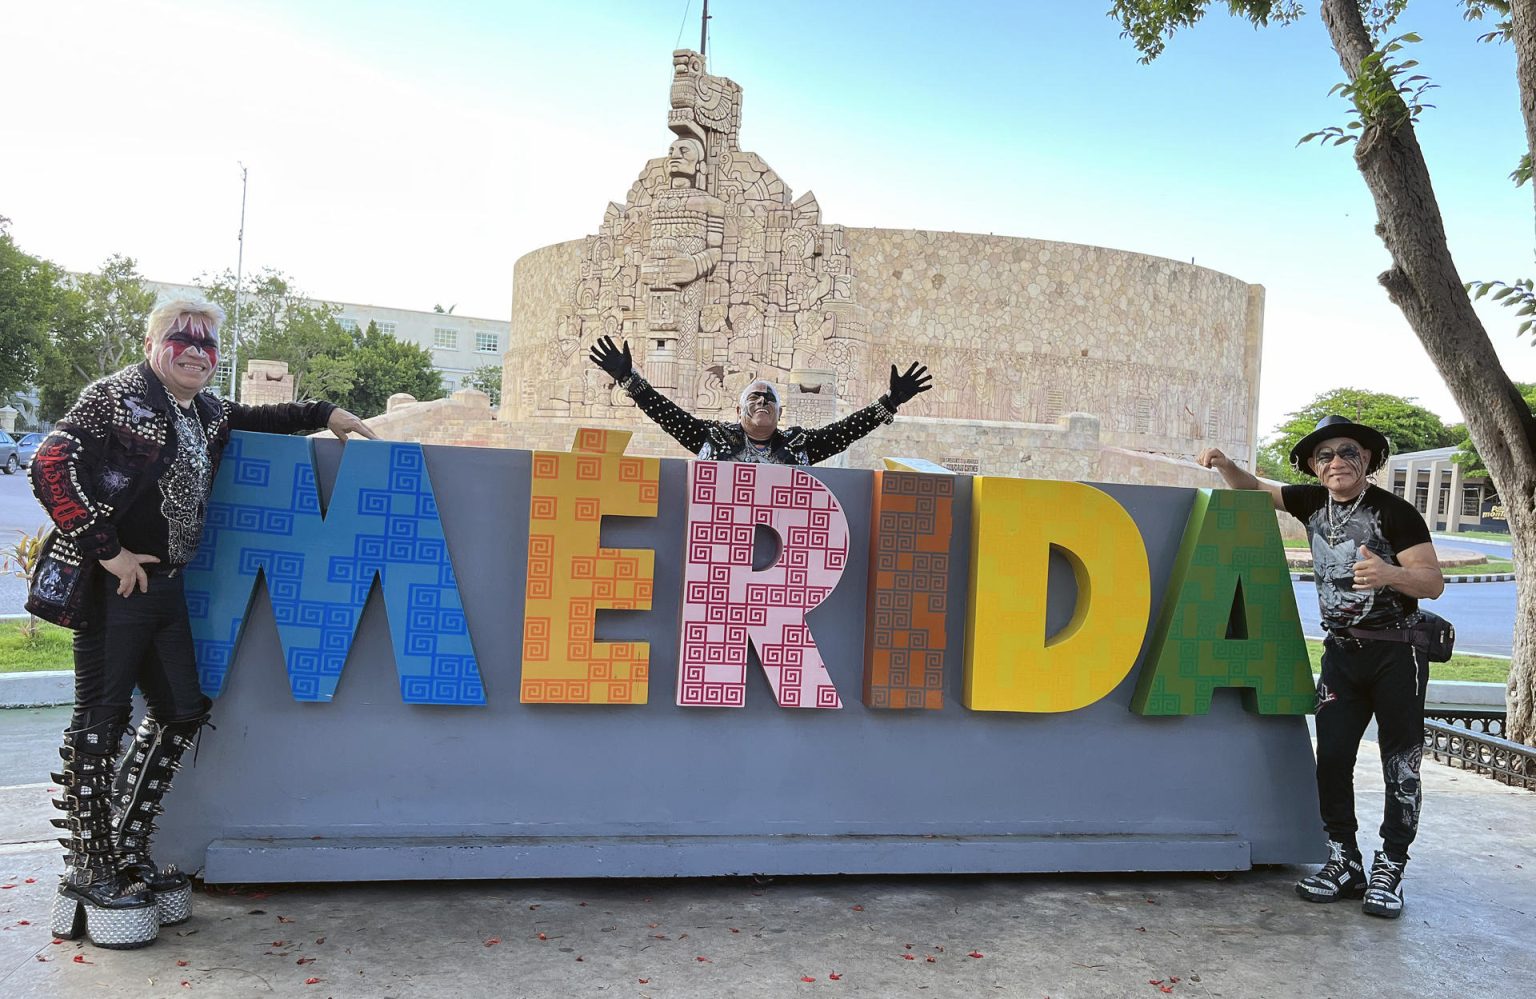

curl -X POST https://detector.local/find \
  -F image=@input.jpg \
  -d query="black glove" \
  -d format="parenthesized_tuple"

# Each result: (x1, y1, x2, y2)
(887, 362, 933, 407)
(589, 335, 633, 384)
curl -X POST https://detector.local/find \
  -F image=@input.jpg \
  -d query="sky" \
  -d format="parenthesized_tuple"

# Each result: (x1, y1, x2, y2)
(1, 0, 1531, 439)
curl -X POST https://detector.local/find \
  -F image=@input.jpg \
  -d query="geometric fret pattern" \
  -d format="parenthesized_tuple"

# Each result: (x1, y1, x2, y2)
(1132, 488, 1314, 716)
(863, 470, 953, 709)
(678, 463, 847, 709)
(521, 428, 659, 705)
(183, 432, 484, 705)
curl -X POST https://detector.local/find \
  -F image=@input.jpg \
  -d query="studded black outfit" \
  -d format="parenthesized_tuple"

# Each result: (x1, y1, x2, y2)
(620, 372, 898, 465)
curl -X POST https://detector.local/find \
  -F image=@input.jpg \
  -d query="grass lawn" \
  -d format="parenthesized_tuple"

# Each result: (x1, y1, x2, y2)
(0, 619, 73, 673)
(1442, 560, 1514, 575)
(1304, 640, 1509, 684)
(1283, 538, 1308, 549)
(1444, 529, 1514, 543)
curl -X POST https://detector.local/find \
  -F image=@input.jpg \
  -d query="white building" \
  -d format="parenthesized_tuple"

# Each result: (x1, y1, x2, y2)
(138, 279, 509, 397)
(1381, 445, 1504, 534)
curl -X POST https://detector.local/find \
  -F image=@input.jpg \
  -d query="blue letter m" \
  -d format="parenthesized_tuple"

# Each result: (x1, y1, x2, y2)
(184, 432, 485, 705)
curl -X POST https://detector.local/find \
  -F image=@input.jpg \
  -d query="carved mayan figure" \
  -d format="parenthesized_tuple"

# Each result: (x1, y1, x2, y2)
(523, 49, 877, 424)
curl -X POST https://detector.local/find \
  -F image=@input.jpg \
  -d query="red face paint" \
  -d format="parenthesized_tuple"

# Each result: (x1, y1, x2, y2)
(161, 330, 219, 371)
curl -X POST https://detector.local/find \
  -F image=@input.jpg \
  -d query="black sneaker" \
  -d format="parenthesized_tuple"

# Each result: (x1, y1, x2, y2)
(1362, 851, 1406, 919)
(1295, 840, 1366, 903)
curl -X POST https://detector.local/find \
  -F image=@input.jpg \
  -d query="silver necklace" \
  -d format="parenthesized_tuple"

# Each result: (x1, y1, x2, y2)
(1324, 488, 1367, 545)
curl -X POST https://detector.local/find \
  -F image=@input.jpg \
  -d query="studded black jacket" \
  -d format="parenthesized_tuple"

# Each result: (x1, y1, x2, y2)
(621, 373, 898, 465)
(27, 362, 336, 630)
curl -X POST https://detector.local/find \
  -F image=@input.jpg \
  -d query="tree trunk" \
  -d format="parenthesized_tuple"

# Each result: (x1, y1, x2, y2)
(1319, 0, 1536, 745)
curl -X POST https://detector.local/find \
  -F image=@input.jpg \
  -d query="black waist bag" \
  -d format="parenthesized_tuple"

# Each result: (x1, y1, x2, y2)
(1342, 611, 1455, 663)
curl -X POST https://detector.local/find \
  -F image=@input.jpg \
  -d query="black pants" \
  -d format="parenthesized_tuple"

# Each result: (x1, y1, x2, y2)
(1315, 633, 1428, 863)
(69, 572, 211, 733)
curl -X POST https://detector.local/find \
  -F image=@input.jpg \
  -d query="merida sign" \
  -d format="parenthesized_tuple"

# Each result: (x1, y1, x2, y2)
(186, 431, 1313, 717)
(159, 431, 1323, 883)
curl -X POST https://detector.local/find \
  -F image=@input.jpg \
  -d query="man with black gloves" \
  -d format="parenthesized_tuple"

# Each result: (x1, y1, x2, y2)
(1199, 415, 1444, 920)
(588, 335, 932, 465)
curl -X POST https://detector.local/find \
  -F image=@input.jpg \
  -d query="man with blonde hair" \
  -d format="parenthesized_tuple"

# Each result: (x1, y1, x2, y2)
(29, 299, 373, 949)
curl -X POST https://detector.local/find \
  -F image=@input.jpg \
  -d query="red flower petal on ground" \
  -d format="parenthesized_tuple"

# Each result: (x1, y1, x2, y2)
(484, 937, 501, 947)
(72, 954, 92, 964)
(17, 920, 29, 926)
(901, 954, 915, 961)
(829, 972, 842, 980)
(696, 956, 710, 963)
(180, 981, 191, 988)
(729, 928, 740, 934)
(52, 938, 64, 945)
(1170, 978, 1181, 984)
(272, 941, 287, 947)
(1150, 981, 1163, 986)
(297, 957, 316, 965)
(177, 959, 189, 967)
(537, 932, 548, 941)
(1160, 988, 1174, 995)
(0, 885, 13, 890)
(24, 878, 36, 884)
(850, 905, 863, 911)
(305, 977, 321, 985)
(802, 976, 816, 982)
(968, 951, 985, 959)
(925, 956, 936, 964)
(638, 979, 649, 985)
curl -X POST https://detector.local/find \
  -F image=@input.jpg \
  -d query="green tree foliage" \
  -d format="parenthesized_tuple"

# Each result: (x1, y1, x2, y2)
(197, 269, 443, 415)
(1256, 387, 1460, 484)
(1454, 381, 1536, 478)
(341, 322, 444, 418)
(0, 216, 65, 399)
(463, 363, 502, 407)
(34, 254, 156, 419)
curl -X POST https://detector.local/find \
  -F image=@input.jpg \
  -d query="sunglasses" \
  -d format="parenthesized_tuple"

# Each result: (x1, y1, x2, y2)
(1313, 445, 1363, 468)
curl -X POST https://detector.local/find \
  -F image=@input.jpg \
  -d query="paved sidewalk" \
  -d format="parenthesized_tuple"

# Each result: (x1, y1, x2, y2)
(0, 742, 1531, 998)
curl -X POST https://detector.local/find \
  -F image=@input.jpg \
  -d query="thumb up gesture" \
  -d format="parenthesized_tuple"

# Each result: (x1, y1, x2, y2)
(1352, 545, 1390, 591)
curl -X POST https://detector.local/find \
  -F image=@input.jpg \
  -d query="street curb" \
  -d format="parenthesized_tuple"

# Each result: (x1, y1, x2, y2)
(1290, 571, 1515, 583)
(0, 670, 72, 708)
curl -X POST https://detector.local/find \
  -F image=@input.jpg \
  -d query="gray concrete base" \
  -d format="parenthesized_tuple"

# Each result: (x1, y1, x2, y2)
(0, 671, 70, 709)
(0, 736, 1530, 999)
(206, 833, 1251, 883)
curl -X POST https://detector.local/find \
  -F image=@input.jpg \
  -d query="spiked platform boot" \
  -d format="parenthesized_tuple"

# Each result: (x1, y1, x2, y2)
(1362, 851, 1407, 919)
(1294, 839, 1367, 903)
(113, 714, 206, 926)
(49, 720, 159, 949)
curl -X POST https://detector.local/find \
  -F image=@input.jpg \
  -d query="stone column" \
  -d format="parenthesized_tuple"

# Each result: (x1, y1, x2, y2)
(1428, 459, 1450, 532)
(1445, 459, 1465, 534)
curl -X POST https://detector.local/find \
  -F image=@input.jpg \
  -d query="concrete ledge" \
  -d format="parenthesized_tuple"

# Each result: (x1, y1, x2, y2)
(0, 670, 72, 708)
(205, 833, 1253, 883)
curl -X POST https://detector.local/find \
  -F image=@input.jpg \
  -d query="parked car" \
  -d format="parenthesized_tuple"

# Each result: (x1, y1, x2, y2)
(0, 431, 18, 474)
(17, 432, 42, 468)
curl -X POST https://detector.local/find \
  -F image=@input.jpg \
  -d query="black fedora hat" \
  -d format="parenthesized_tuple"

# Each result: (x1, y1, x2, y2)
(1288, 415, 1390, 477)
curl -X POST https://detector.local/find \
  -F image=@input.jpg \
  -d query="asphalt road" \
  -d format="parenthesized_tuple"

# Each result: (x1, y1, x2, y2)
(1292, 578, 1514, 657)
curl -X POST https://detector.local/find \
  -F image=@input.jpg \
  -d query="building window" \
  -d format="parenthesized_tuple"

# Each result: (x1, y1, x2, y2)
(433, 328, 458, 350)
(476, 331, 500, 353)
(376, 321, 397, 336)
(1462, 487, 1481, 517)
(1436, 486, 1450, 515)
(1414, 486, 1429, 513)
(338, 317, 359, 333)
(942, 458, 980, 475)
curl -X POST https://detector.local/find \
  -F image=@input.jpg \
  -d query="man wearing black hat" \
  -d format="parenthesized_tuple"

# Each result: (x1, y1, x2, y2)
(588, 335, 932, 465)
(1199, 415, 1443, 920)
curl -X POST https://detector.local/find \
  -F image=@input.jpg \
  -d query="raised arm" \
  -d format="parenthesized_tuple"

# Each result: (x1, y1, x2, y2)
(1198, 447, 1285, 510)
(590, 335, 713, 455)
(795, 362, 932, 465)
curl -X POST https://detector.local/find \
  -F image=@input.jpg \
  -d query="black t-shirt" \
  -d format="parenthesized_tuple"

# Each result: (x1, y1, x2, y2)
(1281, 483, 1432, 631)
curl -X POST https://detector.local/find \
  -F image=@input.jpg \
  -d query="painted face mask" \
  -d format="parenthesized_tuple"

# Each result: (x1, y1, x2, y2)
(159, 328, 220, 372)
